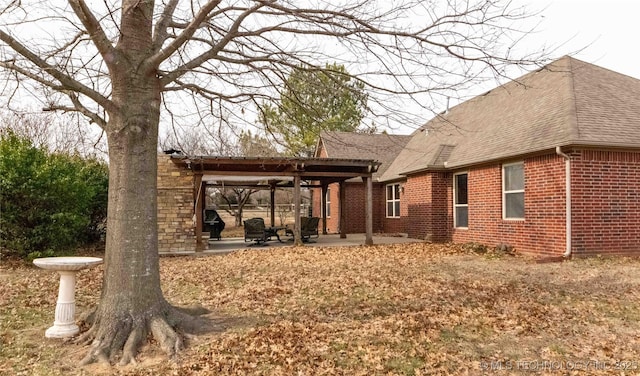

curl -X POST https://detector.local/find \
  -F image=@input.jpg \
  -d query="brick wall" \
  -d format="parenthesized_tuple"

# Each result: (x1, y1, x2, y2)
(157, 154, 196, 253)
(571, 149, 640, 257)
(447, 150, 640, 257)
(314, 181, 386, 234)
(450, 154, 567, 256)
(314, 147, 640, 257)
(404, 172, 450, 241)
(314, 142, 389, 234)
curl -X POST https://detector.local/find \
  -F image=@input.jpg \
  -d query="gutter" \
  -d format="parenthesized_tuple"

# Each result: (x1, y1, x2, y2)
(555, 147, 572, 258)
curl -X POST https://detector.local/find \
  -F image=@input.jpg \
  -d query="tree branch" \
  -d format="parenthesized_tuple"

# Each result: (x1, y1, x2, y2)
(67, 0, 117, 67)
(146, 0, 223, 71)
(151, 0, 181, 52)
(0, 31, 115, 114)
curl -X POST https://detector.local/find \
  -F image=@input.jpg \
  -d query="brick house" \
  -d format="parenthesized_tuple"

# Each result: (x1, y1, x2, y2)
(314, 57, 640, 257)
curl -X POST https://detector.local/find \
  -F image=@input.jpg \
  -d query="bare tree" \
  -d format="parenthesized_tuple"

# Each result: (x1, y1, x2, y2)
(0, 0, 548, 366)
(0, 111, 107, 157)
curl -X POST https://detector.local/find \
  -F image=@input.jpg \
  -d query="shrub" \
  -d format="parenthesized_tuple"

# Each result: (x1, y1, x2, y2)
(0, 131, 108, 259)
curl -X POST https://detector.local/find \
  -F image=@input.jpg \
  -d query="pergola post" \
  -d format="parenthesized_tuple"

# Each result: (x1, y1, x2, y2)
(365, 175, 373, 246)
(194, 174, 204, 252)
(339, 181, 346, 239)
(293, 174, 303, 246)
(321, 183, 328, 235)
(270, 184, 276, 227)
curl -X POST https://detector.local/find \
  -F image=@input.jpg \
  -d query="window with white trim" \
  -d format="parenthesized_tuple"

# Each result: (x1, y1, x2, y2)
(454, 172, 468, 228)
(503, 162, 525, 219)
(386, 183, 401, 218)
(325, 188, 331, 218)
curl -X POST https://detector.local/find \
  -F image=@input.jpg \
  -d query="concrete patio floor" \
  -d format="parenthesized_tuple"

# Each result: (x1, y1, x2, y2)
(160, 233, 421, 256)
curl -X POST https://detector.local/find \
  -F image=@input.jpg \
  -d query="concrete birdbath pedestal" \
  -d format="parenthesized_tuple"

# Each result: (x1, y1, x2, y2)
(33, 256, 103, 338)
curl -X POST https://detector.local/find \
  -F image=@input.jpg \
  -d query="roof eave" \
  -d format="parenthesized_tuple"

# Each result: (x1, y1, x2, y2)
(400, 165, 448, 176)
(400, 141, 640, 175)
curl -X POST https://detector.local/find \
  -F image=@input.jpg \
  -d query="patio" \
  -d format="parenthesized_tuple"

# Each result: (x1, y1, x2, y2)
(159, 233, 420, 256)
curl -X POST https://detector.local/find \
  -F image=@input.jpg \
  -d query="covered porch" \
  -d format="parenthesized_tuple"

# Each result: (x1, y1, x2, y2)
(167, 155, 381, 251)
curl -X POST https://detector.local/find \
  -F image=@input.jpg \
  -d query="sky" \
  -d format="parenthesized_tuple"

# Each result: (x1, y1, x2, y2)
(375, 0, 640, 134)
(516, 0, 639, 79)
(3, 1, 638, 139)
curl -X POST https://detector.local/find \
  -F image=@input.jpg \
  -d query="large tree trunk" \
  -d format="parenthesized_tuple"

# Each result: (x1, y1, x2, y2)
(77, 2, 209, 365)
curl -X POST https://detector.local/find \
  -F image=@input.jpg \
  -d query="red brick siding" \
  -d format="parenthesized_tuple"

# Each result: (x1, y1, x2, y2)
(313, 182, 387, 233)
(316, 147, 640, 257)
(309, 184, 394, 234)
(451, 154, 566, 256)
(571, 150, 640, 257)
(404, 172, 450, 241)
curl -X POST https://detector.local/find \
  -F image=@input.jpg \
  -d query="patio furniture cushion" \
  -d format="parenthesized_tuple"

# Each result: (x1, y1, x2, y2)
(244, 217, 267, 244)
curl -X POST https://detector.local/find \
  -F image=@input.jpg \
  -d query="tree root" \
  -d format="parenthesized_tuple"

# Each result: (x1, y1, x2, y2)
(77, 303, 217, 367)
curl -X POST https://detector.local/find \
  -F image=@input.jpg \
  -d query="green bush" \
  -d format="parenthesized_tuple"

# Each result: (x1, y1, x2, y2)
(0, 131, 108, 259)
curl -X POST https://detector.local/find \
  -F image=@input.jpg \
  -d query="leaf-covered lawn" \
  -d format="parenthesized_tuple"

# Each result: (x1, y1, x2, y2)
(2, 243, 640, 375)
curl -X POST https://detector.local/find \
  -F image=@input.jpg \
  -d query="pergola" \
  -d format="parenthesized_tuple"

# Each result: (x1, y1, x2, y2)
(170, 155, 381, 248)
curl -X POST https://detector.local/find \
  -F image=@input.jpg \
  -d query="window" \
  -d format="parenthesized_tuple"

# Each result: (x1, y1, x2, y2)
(454, 172, 468, 228)
(386, 183, 401, 218)
(325, 188, 331, 218)
(503, 162, 525, 219)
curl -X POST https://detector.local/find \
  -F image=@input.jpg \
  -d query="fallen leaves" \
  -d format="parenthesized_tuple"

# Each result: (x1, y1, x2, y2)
(2, 243, 640, 375)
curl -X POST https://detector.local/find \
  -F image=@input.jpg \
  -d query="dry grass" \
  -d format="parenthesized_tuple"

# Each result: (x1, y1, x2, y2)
(221, 225, 247, 238)
(2, 243, 640, 375)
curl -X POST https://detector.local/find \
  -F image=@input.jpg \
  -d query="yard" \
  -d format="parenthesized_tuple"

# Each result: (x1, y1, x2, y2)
(1, 242, 640, 375)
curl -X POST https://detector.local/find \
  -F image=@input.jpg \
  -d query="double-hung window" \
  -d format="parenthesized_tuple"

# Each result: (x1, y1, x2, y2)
(454, 172, 468, 228)
(503, 162, 525, 219)
(386, 183, 401, 218)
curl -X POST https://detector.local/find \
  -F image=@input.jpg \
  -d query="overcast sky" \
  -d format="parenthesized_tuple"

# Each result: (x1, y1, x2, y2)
(519, 0, 639, 78)
(384, 0, 640, 133)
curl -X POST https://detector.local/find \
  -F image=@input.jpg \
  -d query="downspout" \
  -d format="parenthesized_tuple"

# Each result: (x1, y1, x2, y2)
(555, 147, 572, 258)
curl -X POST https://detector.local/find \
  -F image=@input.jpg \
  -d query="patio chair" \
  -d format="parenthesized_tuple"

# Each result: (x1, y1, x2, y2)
(204, 209, 225, 240)
(244, 217, 267, 245)
(301, 216, 320, 242)
(285, 216, 320, 242)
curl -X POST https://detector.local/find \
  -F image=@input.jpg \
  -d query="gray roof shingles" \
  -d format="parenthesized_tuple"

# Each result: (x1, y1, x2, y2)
(382, 56, 640, 180)
(318, 131, 411, 180)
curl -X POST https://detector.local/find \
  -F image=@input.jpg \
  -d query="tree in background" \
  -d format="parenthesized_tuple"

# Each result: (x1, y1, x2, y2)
(0, 0, 548, 365)
(260, 63, 371, 157)
(0, 111, 107, 158)
(213, 130, 280, 226)
(0, 131, 108, 260)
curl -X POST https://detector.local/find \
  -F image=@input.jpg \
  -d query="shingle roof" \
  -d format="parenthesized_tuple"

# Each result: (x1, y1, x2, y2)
(380, 56, 640, 181)
(317, 131, 411, 180)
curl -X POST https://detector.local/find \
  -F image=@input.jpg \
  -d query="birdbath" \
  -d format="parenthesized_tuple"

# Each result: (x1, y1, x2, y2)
(33, 256, 103, 338)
